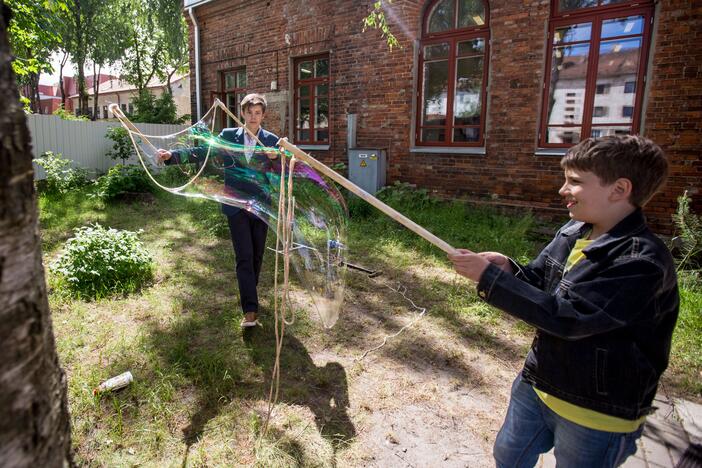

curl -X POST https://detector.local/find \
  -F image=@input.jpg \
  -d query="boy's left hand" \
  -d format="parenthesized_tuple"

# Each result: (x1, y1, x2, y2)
(448, 249, 491, 282)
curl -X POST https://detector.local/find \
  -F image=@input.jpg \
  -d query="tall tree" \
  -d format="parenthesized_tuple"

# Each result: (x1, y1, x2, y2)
(0, 1, 73, 466)
(153, 0, 188, 94)
(120, 0, 162, 93)
(5, 0, 63, 113)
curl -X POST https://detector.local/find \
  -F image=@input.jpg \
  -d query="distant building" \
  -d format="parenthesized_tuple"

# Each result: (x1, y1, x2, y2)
(24, 74, 116, 114)
(68, 75, 190, 120)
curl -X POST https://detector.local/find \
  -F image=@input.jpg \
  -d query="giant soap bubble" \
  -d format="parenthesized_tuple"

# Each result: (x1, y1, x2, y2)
(109, 101, 348, 328)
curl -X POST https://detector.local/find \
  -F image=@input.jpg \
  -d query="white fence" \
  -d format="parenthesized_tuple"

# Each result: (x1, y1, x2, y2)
(27, 114, 187, 180)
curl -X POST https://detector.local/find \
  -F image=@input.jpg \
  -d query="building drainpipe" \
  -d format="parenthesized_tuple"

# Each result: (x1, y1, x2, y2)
(188, 7, 202, 121)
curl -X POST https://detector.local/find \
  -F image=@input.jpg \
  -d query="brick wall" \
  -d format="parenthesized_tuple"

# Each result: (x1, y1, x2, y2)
(187, 0, 701, 234)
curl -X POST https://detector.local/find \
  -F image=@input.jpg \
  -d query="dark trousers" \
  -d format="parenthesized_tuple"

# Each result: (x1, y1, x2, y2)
(227, 211, 268, 314)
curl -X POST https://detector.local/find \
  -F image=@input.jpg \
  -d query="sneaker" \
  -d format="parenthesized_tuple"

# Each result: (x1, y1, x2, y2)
(240, 312, 259, 328)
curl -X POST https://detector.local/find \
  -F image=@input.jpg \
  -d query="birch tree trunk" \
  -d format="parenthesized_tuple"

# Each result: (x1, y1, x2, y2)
(0, 4, 73, 466)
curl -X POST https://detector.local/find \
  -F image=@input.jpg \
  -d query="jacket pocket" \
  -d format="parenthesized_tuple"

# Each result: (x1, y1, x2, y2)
(595, 348, 609, 396)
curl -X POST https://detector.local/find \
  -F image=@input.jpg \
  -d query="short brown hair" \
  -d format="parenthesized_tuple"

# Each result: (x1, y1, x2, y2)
(561, 135, 668, 207)
(240, 93, 267, 113)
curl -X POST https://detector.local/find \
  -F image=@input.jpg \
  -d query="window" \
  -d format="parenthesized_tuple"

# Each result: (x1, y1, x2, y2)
(121, 103, 127, 113)
(416, 0, 489, 146)
(540, 1, 653, 146)
(128, 103, 134, 115)
(103, 105, 108, 119)
(294, 55, 329, 144)
(219, 68, 247, 128)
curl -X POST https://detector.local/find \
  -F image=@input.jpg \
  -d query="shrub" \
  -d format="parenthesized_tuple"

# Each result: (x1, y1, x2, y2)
(106, 127, 135, 164)
(34, 151, 89, 194)
(672, 190, 702, 271)
(93, 164, 154, 201)
(51, 223, 154, 299)
(53, 106, 89, 121)
(376, 181, 437, 209)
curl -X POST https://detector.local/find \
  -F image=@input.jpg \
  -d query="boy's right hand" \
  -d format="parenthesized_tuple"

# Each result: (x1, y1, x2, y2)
(156, 149, 172, 162)
(478, 252, 513, 274)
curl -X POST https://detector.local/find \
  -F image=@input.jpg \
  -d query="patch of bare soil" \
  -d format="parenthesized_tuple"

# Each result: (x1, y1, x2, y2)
(293, 269, 529, 467)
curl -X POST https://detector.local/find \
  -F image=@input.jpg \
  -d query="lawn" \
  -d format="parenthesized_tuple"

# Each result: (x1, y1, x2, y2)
(39, 184, 701, 466)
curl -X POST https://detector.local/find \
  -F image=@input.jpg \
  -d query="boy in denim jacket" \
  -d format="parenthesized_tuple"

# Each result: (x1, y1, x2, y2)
(449, 135, 679, 467)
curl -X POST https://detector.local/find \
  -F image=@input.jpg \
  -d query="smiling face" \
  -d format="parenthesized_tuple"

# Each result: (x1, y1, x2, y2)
(559, 168, 628, 238)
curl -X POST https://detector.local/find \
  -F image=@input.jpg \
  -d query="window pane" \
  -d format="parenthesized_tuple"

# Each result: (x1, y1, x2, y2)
(590, 125, 631, 137)
(315, 129, 329, 141)
(594, 38, 641, 124)
(236, 70, 247, 88)
(421, 128, 446, 142)
(424, 43, 449, 60)
(428, 0, 454, 33)
(547, 44, 589, 126)
(299, 85, 310, 98)
(458, 0, 485, 28)
(297, 129, 310, 141)
(547, 127, 582, 144)
(554, 23, 592, 44)
(316, 84, 328, 96)
(458, 38, 484, 56)
(225, 73, 236, 90)
(559, 0, 597, 11)
(601, 16, 644, 39)
(454, 127, 480, 142)
(454, 56, 483, 126)
(297, 99, 310, 130)
(299, 61, 313, 79)
(422, 60, 449, 126)
(315, 98, 328, 129)
(315, 58, 329, 77)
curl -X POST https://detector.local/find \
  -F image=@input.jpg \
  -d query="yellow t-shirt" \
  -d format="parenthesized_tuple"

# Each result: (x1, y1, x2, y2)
(534, 236, 646, 433)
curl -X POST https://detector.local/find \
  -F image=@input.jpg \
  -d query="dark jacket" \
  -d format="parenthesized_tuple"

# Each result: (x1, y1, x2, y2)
(167, 126, 279, 217)
(477, 209, 679, 420)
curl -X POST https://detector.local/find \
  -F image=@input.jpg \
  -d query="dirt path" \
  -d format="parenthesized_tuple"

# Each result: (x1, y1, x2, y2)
(278, 267, 531, 467)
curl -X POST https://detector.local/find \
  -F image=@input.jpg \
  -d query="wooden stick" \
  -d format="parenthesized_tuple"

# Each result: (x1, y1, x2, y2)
(277, 138, 458, 255)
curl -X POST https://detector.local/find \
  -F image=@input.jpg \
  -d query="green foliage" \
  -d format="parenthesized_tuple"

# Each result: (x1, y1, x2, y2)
(672, 191, 702, 271)
(377, 181, 437, 209)
(50, 223, 154, 300)
(34, 151, 89, 194)
(131, 90, 181, 124)
(92, 164, 154, 201)
(53, 105, 88, 121)
(106, 127, 135, 163)
(362, 0, 401, 50)
(20, 95, 32, 113)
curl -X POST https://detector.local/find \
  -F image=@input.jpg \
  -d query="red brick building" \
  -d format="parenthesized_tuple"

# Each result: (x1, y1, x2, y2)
(183, 0, 701, 232)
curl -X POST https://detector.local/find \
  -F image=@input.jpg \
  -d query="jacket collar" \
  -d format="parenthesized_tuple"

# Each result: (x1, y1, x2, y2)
(564, 209, 648, 254)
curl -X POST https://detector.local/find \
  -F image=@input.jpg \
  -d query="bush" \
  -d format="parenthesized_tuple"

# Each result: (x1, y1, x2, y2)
(106, 127, 135, 164)
(672, 191, 702, 271)
(34, 151, 89, 194)
(376, 181, 437, 209)
(131, 90, 182, 124)
(93, 164, 154, 201)
(51, 223, 154, 299)
(53, 106, 88, 121)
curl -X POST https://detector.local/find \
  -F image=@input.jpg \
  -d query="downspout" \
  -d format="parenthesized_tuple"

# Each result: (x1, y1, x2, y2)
(188, 7, 202, 120)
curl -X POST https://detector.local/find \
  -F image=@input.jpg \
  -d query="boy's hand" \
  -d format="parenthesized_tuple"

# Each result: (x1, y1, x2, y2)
(156, 149, 172, 162)
(478, 252, 513, 274)
(448, 249, 491, 282)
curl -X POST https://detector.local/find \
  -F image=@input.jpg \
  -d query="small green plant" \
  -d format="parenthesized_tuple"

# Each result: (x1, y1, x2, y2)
(53, 105, 89, 121)
(51, 223, 154, 299)
(34, 151, 89, 194)
(672, 190, 702, 271)
(376, 181, 437, 209)
(92, 164, 154, 201)
(106, 127, 135, 164)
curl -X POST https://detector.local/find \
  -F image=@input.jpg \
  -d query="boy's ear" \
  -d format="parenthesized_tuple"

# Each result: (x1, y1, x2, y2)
(611, 177, 633, 201)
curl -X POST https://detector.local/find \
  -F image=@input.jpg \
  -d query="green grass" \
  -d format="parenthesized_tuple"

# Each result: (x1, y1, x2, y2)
(39, 185, 702, 466)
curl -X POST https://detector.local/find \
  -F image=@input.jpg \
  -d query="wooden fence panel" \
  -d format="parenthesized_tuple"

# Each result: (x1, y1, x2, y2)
(26, 114, 187, 180)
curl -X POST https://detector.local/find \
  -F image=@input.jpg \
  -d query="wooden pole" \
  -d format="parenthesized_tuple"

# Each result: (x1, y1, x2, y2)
(277, 138, 458, 255)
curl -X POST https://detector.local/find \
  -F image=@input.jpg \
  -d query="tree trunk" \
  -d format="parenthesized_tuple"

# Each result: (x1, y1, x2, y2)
(59, 52, 68, 110)
(92, 63, 101, 121)
(0, 5, 74, 467)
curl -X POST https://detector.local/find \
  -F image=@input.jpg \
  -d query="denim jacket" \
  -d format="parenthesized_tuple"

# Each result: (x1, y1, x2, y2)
(477, 209, 679, 420)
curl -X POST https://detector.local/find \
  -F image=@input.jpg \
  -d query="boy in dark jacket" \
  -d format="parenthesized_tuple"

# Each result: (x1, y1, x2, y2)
(449, 135, 679, 467)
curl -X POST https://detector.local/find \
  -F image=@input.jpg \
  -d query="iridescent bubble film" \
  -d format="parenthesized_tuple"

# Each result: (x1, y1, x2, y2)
(110, 103, 348, 328)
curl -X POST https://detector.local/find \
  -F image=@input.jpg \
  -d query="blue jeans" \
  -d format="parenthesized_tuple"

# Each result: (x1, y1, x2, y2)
(494, 374, 644, 468)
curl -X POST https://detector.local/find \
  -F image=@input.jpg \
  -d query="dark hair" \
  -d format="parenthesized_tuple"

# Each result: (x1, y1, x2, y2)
(240, 93, 267, 113)
(560, 135, 668, 207)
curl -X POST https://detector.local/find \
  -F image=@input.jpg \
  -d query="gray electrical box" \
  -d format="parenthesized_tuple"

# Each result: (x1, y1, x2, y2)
(348, 148, 387, 195)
